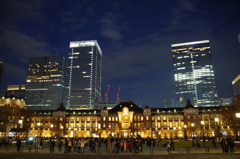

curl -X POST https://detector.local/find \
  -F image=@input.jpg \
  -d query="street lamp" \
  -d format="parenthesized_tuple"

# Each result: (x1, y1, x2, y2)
(201, 121, 205, 137)
(177, 126, 182, 139)
(184, 125, 187, 140)
(37, 122, 41, 137)
(214, 118, 220, 141)
(191, 123, 194, 138)
(173, 127, 176, 138)
(236, 113, 240, 140)
(18, 120, 23, 138)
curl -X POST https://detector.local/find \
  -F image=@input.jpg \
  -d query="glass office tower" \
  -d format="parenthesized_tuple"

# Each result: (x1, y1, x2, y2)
(232, 75, 240, 96)
(67, 40, 102, 110)
(171, 40, 218, 107)
(0, 61, 3, 84)
(25, 56, 65, 110)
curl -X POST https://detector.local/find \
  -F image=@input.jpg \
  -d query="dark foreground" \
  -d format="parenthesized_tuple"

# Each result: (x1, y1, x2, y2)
(0, 153, 240, 159)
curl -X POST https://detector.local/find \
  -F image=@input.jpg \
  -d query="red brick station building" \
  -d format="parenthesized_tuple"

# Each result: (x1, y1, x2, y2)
(0, 95, 234, 139)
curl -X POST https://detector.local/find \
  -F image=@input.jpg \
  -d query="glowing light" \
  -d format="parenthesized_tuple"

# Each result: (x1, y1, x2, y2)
(236, 113, 240, 118)
(171, 40, 209, 47)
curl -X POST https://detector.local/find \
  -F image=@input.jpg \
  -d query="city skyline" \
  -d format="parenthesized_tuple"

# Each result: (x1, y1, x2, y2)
(0, 0, 240, 107)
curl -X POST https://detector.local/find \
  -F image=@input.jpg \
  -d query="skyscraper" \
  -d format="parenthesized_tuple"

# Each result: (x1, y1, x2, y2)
(67, 40, 102, 110)
(232, 75, 240, 96)
(171, 40, 218, 107)
(0, 61, 3, 84)
(25, 56, 66, 110)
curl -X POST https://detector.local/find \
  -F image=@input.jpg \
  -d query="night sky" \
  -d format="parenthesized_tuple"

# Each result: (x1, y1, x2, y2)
(0, 0, 240, 107)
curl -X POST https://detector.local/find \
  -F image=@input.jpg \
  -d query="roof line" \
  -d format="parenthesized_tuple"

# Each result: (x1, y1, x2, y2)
(171, 40, 209, 47)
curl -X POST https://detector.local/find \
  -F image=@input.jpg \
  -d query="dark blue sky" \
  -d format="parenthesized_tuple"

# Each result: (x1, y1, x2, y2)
(0, 0, 240, 107)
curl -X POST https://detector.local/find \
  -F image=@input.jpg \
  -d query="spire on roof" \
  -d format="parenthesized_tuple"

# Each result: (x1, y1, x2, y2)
(56, 103, 66, 111)
(185, 99, 194, 108)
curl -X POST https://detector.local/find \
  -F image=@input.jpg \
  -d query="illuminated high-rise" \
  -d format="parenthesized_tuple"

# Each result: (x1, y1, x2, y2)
(232, 75, 240, 96)
(0, 61, 3, 84)
(171, 40, 218, 107)
(25, 56, 66, 110)
(67, 40, 102, 110)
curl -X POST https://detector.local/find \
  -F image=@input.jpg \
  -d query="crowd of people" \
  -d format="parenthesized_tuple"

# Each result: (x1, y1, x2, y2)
(0, 136, 238, 154)
(0, 137, 157, 154)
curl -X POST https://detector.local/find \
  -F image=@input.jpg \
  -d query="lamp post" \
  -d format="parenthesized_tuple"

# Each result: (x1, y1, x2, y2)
(214, 118, 220, 142)
(173, 127, 176, 138)
(184, 125, 187, 140)
(178, 126, 182, 139)
(201, 121, 205, 137)
(191, 123, 195, 138)
(18, 120, 23, 138)
(50, 124, 54, 137)
(37, 122, 41, 137)
(236, 113, 240, 140)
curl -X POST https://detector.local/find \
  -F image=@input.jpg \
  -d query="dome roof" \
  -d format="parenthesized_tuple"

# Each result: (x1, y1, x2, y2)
(144, 105, 150, 108)
(0, 95, 25, 109)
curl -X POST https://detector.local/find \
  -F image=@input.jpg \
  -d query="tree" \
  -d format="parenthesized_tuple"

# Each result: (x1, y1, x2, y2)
(220, 95, 240, 140)
(0, 104, 21, 137)
(0, 103, 34, 137)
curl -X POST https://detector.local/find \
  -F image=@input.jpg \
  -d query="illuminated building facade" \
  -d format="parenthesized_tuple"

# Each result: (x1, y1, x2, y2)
(6, 84, 25, 99)
(67, 40, 102, 110)
(232, 75, 240, 96)
(1, 100, 235, 139)
(171, 40, 218, 107)
(25, 56, 66, 110)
